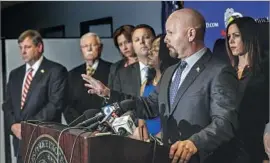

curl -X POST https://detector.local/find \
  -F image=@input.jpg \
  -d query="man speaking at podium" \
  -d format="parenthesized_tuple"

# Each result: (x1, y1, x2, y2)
(82, 8, 240, 163)
(2, 30, 68, 163)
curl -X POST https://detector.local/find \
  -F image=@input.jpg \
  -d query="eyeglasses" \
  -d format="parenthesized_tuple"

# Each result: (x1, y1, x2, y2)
(80, 44, 100, 49)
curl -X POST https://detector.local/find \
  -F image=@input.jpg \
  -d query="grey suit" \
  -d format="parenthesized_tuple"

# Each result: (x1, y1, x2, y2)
(110, 49, 240, 162)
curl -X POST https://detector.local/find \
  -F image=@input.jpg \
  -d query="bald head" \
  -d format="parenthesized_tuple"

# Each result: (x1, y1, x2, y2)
(168, 8, 206, 41)
(164, 8, 206, 59)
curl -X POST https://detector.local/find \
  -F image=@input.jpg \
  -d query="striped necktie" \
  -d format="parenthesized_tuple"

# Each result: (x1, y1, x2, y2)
(21, 68, 34, 109)
(86, 65, 95, 76)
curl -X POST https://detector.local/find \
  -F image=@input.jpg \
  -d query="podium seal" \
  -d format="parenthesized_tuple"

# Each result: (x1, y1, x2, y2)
(28, 134, 68, 163)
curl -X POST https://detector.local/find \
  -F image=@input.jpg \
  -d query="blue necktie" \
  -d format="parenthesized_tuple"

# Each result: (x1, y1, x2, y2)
(169, 61, 187, 107)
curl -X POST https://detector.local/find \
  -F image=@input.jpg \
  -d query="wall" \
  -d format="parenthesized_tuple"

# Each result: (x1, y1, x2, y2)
(2, 1, 162, 38)
(0, 39, 5, 163)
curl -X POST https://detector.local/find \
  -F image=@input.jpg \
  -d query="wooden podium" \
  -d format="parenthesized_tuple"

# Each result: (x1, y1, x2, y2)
(21, 121, 171, 163)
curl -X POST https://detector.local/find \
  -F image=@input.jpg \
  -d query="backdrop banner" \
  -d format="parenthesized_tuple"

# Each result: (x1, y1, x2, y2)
(184, 1, 269, 50)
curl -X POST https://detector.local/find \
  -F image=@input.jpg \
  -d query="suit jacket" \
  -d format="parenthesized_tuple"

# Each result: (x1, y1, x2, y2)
(108, 59, 125, 89)
(2, 57, 68, 155)
(64, 59, 111, 124)
(235, 66, 269, 162)
(113, 62, 141, 96)
(110, 49, 240, 162)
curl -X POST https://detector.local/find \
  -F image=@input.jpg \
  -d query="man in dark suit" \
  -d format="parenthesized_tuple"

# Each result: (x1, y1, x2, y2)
(2, 30, 68, 163)
(113, 24, 155, 97)
(82, 8, 240, 163)
(63, 32, 111, 124)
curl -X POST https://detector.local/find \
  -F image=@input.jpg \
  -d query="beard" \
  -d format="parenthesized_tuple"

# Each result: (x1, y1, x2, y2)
(169, 50, 178, 58)
(167, 44, 178, 58)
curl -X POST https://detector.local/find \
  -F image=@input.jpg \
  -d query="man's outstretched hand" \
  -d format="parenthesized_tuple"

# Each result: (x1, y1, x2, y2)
(81, 74, 110, 97)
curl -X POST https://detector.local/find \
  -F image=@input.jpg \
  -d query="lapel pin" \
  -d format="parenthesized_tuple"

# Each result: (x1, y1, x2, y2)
(196, 67, 200, 72)
(41, 69, 45, 73)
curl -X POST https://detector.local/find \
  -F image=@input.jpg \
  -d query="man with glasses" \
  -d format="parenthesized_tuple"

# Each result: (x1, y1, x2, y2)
(64, 32, 111, 124)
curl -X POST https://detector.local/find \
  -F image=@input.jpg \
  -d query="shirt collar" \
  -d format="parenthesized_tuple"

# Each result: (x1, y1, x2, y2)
(86, 59, 99, 70)
(182, 47, 207, 68)
(139, 61, 148, 71)
(26, 55, 44, 71)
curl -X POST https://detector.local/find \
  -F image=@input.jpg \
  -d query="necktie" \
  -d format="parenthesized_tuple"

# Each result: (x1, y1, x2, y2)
(169, 61, 187, 107)
(141, 66, 149, 84)
(21, 68, 34, 109)
(86, 65, 95, 76)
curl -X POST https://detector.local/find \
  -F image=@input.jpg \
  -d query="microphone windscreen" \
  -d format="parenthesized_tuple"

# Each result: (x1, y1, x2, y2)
(119, 99, 136, 112)
(84, 109, 101, 119)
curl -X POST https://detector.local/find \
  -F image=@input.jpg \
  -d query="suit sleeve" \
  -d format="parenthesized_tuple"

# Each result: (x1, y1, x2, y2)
(29, 66, 68, 121)
(109, 82, 160, 119)
(189, 66, 240, 153)
(2, 71, 17, 132)
(63, 72, 81, 123)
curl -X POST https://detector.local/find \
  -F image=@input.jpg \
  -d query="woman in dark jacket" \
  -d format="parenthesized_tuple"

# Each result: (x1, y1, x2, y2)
(108, 25, 138, 89)
(225, 16, 269, 163)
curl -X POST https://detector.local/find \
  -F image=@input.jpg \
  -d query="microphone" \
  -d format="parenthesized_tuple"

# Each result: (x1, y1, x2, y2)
(112, 111, 136, 136)
(75, 102, 121, 127)
(75, 111, 104, 127)
(68, 109, 101, 127)
(79, 102, 121, 131)
(96, 105, 121, 132)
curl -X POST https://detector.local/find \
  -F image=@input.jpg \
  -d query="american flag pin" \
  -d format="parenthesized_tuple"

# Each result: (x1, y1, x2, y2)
(196, 67, 200, 72)
(41, 69, 45, 73)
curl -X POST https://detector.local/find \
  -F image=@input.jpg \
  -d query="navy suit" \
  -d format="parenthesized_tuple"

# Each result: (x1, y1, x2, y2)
(2, 57, 68, 159)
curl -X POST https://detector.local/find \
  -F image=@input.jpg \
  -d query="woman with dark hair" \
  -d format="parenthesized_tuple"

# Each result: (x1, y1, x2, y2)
(108, 25, 138, 89)
(225, 16, 269, 163)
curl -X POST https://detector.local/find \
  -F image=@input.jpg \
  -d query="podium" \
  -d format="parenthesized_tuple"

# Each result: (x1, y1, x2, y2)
(21, 121, 171, 163)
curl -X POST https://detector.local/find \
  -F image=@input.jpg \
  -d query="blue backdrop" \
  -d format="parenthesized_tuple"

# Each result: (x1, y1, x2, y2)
(181, 1, 269, 50)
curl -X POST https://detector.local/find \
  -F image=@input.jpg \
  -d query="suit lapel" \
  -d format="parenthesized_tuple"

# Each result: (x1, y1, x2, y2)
(14, 66, 26, 110)
(170, 51, 212, 115)
(93, 59, 105, 82)
(133, 63, 141, 96)
(23, 58, 48, 108)
(79, 63, 87, 91)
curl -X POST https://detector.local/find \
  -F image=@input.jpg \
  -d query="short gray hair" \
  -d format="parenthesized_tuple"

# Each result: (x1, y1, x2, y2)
(80, 32, 103, 46)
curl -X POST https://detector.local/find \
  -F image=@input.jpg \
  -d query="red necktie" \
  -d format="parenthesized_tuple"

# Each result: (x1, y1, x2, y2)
(21, 68, 33, 109)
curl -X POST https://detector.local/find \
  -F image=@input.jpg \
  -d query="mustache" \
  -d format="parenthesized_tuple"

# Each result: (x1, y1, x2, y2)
(166, 44, 173, 49)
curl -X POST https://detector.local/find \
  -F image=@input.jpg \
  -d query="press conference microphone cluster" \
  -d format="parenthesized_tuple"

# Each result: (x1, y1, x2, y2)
(68, 99, 138, 135)
(95, 100, 137, 136)
(78, 102, 122, 131)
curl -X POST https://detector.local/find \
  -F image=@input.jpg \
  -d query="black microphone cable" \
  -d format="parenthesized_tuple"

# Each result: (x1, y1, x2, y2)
(68, 130, 88, 163)
(56, 126, 90, 163)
